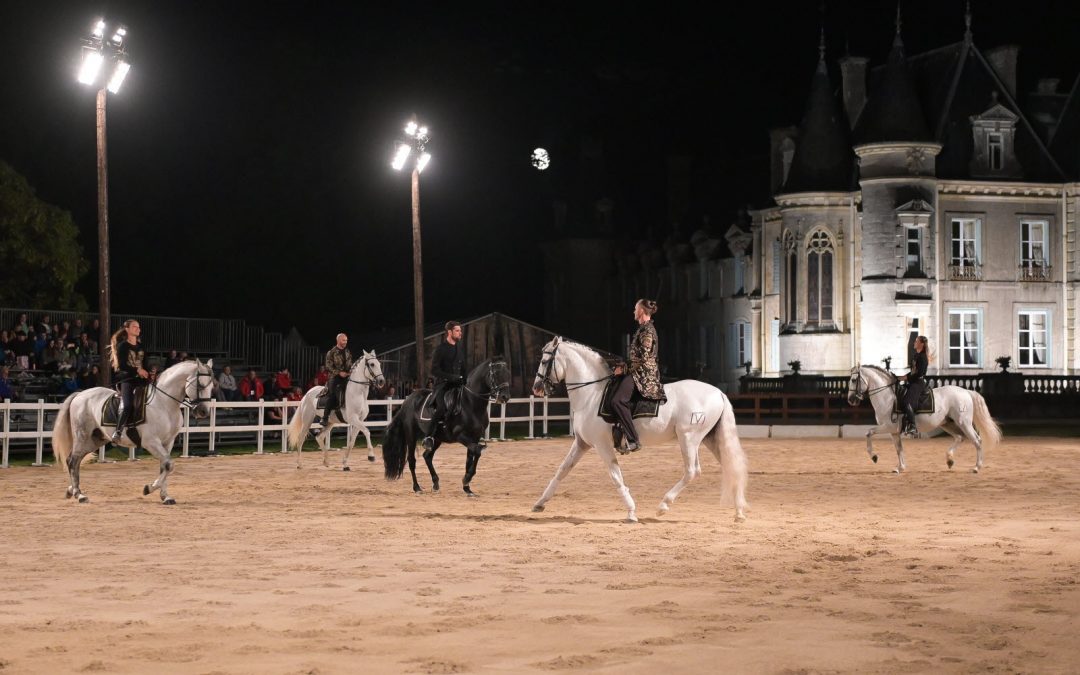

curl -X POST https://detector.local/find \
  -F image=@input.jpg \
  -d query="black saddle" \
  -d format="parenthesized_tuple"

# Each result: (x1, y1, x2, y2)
(894, 386, 935, 415)
(418, 386, 463, 422)
(598, 375, 666, 424)
(100, 385, 153, 427)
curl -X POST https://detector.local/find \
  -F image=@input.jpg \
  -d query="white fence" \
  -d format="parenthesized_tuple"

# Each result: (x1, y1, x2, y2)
(0, 397, 574, 468)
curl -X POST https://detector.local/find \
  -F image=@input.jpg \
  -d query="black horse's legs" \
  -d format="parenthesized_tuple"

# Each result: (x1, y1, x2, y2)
(463, 442, 483, 496)
(407, 442, 422, 493)
(422, 444, 440, 493)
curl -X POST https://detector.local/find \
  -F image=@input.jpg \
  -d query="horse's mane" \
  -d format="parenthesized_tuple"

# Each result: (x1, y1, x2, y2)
(861, 364, 897, 382)
(156, 359, 200, 388)
(557, 338, 619, 363)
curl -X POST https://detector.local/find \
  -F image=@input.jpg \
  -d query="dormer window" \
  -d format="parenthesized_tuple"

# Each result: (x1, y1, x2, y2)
(969, 99, 1021, 178)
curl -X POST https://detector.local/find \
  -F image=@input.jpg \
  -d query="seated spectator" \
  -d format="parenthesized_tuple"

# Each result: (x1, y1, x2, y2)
(178, 351, 189, 362)
(74, 335, 95, 372)
(0, 330, 11, 364)
(216, 365, 239, 401)
(11, 313, 29, 336)
(56, 341, 76, 372)
(275, 367, 292, 394)
(87, 318, 101, 341)
(239, 369, 264, 401)
(41, 338, 62, 371)
(11, 331, 33, 371)
(36, 315, 52, 337)
(164, 349, 180, 369)
(315, 365, 329, 387)
(32, 332, 48, 367)
(81, 365, 100, 389)
(0, 365, 15, 401)
(70, 318, 85, 339)
(60, 371, 80, 395)
(385, 384, 398, 400)
(285, 385, 303, 402)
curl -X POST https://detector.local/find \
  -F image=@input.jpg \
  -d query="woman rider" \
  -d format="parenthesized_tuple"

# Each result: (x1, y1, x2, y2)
(898, 335, 930, 437)
(612, 299, 665, 453)
(110, 319, 149, 443)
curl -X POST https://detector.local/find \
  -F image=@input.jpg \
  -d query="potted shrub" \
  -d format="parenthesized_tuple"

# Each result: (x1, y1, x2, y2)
(787, 359, 802, 375)
(995, 355, 1011, 373)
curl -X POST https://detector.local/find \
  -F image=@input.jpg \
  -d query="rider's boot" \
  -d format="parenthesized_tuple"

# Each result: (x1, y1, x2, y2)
(903, 403, 919, 438)
(111, 406, 129, 444)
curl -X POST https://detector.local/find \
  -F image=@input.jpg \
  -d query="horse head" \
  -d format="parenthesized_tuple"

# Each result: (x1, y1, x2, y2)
(486, 358, 511, 404)
(847, 365, 893, 406)
(186, 359, 215, 418)
(533, 336, 564, 397)
(355, 350, 386, 390)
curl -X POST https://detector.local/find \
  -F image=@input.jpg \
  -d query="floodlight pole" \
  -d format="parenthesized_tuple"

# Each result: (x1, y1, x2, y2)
(411, 167, 425, 386)
(96, 86, 112, 386)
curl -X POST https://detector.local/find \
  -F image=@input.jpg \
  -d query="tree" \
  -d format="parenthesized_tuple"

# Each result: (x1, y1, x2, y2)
(0, 161, 89, 310)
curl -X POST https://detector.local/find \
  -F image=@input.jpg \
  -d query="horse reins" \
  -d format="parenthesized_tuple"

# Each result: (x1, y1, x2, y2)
(151, 365, 214, 409)
(464, 360, 510, 402)
(538, 340, 614, 394)
(850, 367, 896, 402)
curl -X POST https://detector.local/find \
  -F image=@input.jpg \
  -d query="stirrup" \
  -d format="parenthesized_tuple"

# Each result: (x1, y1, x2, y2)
(110, 428, 123, 443)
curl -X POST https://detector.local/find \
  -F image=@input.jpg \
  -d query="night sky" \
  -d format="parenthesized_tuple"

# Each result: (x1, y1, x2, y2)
(1, 1, 1076, 346)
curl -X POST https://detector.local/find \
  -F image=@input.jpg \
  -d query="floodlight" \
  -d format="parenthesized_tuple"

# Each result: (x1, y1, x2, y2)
(416, 152, 431, 173)
(78, 50, 104, 85)
(392, 143, 412, 171)
(106, 60, 130, 93)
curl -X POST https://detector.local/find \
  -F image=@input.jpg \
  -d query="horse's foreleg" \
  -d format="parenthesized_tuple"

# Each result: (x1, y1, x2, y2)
(421, 443, 439, 493)
(142, 442, 176, 505)
(532, 437, 589, 512)
(462, 441, 483, 497)
(358, 423, 375, 463)
(408, 441, 423, 493)
(341, 422, 360, 471)
(657, 436, 702, 517)
(597, 444, 637, 523)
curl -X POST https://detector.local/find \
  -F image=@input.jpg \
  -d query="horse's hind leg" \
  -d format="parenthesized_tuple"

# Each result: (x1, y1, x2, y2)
(657, 435, 703, 517)
(957, 418, 984, 473)
(422, 443, 440, 493)
(67, 436, 101, 503)
(532, 436, 590, 512)
(142, 441, 176, 505)
(318, 422, 333, 468)
(939, 420, 964, 469)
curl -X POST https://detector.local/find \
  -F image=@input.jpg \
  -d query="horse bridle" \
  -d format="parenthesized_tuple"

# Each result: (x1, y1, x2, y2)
(465, 359, 510, 402)
(848, 366, 895, 403)
(153, 363, 214, 409)
(349, 357, 382, 386)
(537, 338, 613, 395)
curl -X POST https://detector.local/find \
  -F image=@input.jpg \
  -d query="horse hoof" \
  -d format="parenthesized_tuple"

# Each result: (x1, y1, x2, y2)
(77, 495, 89, 504)
(367, 456, 375, 462)
(532, 504, 545, 513)
(947, 459, 955, 469)
(414, 488, 424, 495)
(871, 455, 878, 464)
(65, 488, 73, 499)
(892, 468, 901, 474)
(466, 492, 479, 499)
(163, 497, 176, 505)
(734, 513, 747, 523)
(433, 485, 440, 493)
(342, 466, 351, 472)
(656, 504, 669, 517)
(972, 467, 980, 474)
(624, 515, 639, 524)
(142, 485, 151, 496)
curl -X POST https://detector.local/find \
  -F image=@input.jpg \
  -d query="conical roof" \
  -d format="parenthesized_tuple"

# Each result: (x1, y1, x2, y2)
(853, 33, 933, 145)
(782, 57, 854, 193)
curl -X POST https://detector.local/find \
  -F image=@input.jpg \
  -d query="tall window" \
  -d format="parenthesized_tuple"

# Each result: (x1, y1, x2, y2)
(784, 231, 797, 323)
(905, 227, 922, 276)
(948, 309, 982, 367)
(730, 320, 751, 369)
(734, 258, 745, 295)
(951, 218, 980, 266)
(1020, 220, 1048, 268)
(806, 230, 834, 325)
(1018, 311, 1049, 367)
(771, 239, 781, 294)
(988, 132, 1004, 170)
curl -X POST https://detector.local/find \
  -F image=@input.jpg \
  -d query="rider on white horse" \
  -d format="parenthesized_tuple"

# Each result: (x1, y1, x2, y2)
(899, 335, 930, 437)
(110, 319, 150, 444)
(322, 333, 353, 422)
(423, 321, 466, 452)
(612, 299, 665, 454)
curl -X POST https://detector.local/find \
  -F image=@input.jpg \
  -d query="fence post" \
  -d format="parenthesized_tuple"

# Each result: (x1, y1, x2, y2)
(256, 399, 264, 454)
(208, 402, 217, 454)
(181, 406, 191, 458)
(32, 399, 46, 466)
(499, 400, 506, 440)
(484, 401, 492, 441)
(526, 395, 535, 439)
(280, 401, 288, 453)
(542, 397, 549, 437)
(1, 399, 9, 468)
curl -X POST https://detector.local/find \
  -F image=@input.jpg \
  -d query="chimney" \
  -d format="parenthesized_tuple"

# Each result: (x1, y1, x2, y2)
(769, 127, 798, 195)
(985, 45, 1020, 98)
(839, 55, 869, 129)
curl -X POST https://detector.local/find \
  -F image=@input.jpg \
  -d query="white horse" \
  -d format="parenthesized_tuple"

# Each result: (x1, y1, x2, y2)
(286, 351, 386, 470)
(846, 365, 1002, 473)
(531, 337, 748, 523)
(52, 359, 215, 504)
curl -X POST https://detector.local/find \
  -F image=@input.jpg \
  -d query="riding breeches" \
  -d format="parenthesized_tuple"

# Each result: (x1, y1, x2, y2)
(612, 376, 639, 443)
(903, 382, 925, 410)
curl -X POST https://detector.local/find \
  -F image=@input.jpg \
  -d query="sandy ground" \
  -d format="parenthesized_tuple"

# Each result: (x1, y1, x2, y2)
(1, 435, 1079, 674)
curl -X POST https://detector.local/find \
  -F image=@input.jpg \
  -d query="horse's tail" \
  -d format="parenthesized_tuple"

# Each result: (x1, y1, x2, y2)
(970, 390, 1002, 454)
(287, 386, 324, 452)
(52, 393, 76, 470)
(382, 402, 410, 480)
(709, 396, 748, 517)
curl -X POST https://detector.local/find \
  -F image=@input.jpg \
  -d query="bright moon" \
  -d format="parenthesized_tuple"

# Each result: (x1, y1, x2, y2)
(531, 148, 550, 170)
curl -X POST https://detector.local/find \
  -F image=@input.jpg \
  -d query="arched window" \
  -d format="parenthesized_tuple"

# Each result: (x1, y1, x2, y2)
(806, 230, 834, 325)
(783, 230, 797, 323)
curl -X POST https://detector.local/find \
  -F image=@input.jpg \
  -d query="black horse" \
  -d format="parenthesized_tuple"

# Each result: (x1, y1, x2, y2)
(383, 358, 511, 495)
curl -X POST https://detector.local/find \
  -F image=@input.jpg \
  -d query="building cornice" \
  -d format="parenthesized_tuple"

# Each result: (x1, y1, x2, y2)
(853, 142, 944, 157)
(938, 180, 1065, 198)
(774, 191, 860, 208)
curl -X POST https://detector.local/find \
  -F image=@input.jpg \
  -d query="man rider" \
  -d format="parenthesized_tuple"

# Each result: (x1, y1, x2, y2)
(322, 333, 353, 423)
(423, 321, 465, 451)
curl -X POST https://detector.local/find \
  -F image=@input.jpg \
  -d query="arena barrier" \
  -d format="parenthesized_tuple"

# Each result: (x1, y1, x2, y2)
(0, 397, 574, 468)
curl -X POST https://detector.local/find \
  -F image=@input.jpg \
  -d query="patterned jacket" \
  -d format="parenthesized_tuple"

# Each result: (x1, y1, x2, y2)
(325, 347, 353, 376)
(628, 321, 665, 400)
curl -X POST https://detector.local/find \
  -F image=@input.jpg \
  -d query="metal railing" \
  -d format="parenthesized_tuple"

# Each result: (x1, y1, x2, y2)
(948, 262, 982, 281)
(0, 397, 574, 468)
(1018, 262, 1052, 282)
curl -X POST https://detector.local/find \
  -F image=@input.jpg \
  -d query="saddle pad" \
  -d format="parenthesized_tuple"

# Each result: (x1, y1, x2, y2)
(100, 386, 154, 427)
(598, 376, 664, 424)
(894, 388, 935, 415)
(418, 387, 462, 422)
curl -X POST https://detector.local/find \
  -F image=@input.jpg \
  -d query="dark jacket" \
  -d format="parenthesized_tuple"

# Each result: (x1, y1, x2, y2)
(628, 321, 665, 400)
(114, 340, 147, 383)
(907, 351, 928, 384)
(431, 340, 465, 386)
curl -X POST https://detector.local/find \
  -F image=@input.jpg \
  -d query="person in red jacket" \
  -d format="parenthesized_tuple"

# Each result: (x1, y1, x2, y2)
(274, 367, 292, 394)
(239, 369, 264, 401)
